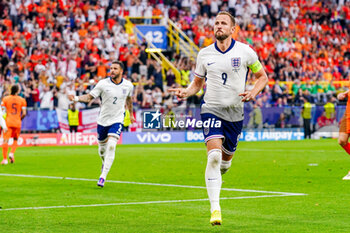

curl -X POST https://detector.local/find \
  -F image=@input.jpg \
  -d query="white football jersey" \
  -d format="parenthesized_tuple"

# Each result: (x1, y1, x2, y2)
(90, 78, 133, 126)
(0, 107, 7, 130)
(195, 39, 259, 122)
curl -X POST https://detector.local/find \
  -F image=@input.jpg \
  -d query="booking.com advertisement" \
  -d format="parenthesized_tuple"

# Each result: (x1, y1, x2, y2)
(122, 130, 305, 144)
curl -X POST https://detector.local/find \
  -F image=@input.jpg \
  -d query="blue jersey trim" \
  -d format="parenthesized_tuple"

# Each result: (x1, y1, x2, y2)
(110, 77, 123, 85)
(214, 39, 235, 54)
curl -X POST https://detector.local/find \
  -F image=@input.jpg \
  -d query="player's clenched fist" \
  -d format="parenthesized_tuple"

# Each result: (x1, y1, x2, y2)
(239, 91, 255, 102)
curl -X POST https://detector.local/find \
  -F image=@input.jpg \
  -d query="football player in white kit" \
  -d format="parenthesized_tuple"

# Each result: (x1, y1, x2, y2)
(68, 61, 134, 187)
(0, 106, 8, 134)
(170, 11, 268, 225)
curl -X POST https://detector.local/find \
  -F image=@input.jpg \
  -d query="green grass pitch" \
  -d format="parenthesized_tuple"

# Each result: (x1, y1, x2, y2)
(1, 139, 350, 232)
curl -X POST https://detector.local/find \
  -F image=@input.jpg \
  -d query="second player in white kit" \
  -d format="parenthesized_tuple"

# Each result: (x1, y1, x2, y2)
(69, 61, 134, 187)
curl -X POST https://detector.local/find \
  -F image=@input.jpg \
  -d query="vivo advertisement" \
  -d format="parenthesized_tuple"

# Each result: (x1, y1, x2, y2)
(122, 132, 184, 144)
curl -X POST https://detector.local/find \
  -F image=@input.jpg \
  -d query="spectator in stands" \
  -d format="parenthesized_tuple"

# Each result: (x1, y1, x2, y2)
(142, 89, 153, 108)
(166, 69, 176, 87)
(152, 87, 163, 109)
(55, 87, 70, 110)
(144, 77, 155, 91)
(292, 79, 301, 96)
(301, 96, 312, 139)
(67, 103, 79, 133)
(312, 80, 326, 103)
(271, 80, 284, 102)
(150, 64, 161, 88)
(324, 96, 336, 123)
(248, 99, 263, 129)
(163, 105, 175, 130)
(31, 81, 40, 110)
(144, 2, 153, 24)
(124, 107, 132, 132)
(40, 85, 54, 110)
(275, 112, 286, 129)
(324, 80, 336, 98)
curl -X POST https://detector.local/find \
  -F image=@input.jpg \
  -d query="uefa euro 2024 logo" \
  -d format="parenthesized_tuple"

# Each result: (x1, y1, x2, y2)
(143, 110, 162, 129)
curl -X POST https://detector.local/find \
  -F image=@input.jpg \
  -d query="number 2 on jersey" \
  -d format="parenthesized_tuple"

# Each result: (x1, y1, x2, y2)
(113, 97, 117, 104)
(222, 73, 227, 85)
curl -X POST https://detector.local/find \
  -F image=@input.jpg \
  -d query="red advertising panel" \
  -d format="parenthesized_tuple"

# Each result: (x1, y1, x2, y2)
(0, 133, 122, 147)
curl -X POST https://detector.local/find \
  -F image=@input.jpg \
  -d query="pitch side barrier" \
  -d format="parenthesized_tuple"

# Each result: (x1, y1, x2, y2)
(20, 105, 345, 132)
(121, 129, 305, 144)
(0, 129, 308, 147)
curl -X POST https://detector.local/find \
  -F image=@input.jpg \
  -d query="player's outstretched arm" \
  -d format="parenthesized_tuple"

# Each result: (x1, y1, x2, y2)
(239, 68, 268, 102)
(168, 77, 205, 99)
(337, 91, 349, 101)
(68, 94, 95, 103)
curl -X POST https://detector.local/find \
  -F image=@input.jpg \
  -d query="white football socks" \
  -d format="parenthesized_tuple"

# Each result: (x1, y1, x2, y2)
(98, 141, 107, 163)
(100, 137, 118, 180)
(205, 149, 222, 213)
(220, 159, 232, 175)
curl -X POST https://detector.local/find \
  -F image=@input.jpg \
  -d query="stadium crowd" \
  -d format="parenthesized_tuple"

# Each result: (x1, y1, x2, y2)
(0, 0, 349, 111)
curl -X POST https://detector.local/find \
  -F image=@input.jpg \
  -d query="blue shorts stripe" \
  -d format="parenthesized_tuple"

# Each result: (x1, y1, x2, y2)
(201, 113, 243, 154)
(97, 123, 123, 141)
(222, 146, 234, 155)
(204, 134, 224, 143)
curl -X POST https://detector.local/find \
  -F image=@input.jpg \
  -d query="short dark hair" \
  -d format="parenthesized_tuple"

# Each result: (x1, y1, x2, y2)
(111, 60, 124, 71)
(11, 84, 19, 95)
(217, 11, 236, 27)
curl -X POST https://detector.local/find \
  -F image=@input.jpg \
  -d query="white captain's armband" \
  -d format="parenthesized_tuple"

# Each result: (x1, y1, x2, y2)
(248, 60, 263, 73)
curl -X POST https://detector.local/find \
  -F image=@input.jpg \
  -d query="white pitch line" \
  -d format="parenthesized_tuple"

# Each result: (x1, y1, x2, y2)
(0, 194, 291, 211)
(238, 148, 342, 153)
(0, 173, 306, 212)
(0, 173, 307, 196)
(122, 147, 343, 153)
(18, 147, 343, 153)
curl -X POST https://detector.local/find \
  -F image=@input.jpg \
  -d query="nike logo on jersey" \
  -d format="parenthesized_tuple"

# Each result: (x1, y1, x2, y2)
(207, 62, 215, 66)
